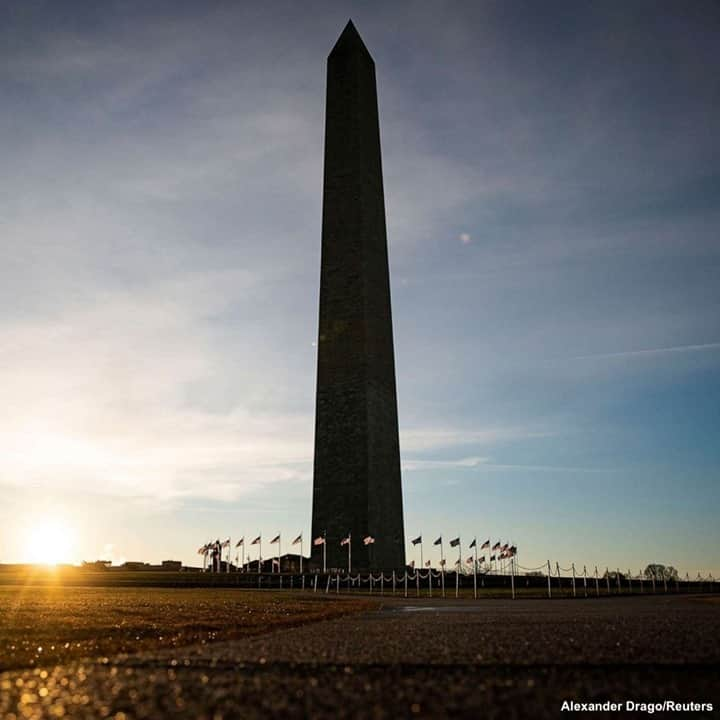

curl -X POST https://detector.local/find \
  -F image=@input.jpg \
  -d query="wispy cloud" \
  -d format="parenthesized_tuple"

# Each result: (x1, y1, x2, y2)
(402, 456, 488, 471)
(573, 342, 720, 361)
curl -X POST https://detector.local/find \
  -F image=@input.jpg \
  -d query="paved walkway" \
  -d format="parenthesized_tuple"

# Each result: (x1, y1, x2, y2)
(2, 595, 718, 719)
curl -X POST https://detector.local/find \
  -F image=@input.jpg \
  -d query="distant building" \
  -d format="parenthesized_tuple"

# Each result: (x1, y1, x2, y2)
(242, 553, 307, 573)
(122, 561, 150, 571)
(160, 560, 182, 571)
(81, 560, 111, 569)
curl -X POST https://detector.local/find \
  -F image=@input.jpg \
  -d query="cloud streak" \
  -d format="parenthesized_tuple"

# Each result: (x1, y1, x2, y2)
(573, 342, 720, 361)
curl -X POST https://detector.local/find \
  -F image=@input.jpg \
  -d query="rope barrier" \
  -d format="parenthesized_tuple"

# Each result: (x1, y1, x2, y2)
(269, 564, 718, 600)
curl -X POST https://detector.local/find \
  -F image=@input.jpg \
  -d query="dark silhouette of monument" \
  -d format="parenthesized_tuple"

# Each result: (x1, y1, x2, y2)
(311, 21, 405, 571)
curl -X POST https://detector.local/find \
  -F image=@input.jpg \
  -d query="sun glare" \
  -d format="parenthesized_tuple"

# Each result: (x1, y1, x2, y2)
(23, 519, 77, 566)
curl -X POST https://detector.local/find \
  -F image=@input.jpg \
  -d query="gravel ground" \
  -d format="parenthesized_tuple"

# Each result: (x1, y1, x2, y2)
(1, 595, 718, 719)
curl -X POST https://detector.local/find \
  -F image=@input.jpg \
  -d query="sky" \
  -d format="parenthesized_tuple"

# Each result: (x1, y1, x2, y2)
(1, 0, 719, 576)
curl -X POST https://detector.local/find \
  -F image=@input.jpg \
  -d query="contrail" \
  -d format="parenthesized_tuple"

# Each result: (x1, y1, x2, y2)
(573, 342, 720, 360)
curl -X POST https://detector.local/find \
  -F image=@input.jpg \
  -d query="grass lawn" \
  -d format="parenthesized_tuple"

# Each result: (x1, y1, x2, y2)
(0, 583, 375, 672)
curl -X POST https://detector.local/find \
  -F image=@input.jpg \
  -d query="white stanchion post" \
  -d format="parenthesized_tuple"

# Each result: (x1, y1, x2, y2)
(510, 557, 515, 600)
(455, 567, 459, 599)
(663, 573, 668, 593)
(369, 573, 373, 594)
(416, 570, 420, 597)
(313, 575, 318, 593)
(651, 571, 656, 593)
(547, 560, 552, 599)
(594, 566, 599, 597)
(429, 568, 432, 598)
(616, 568, 621, 594)
(556, 562, 561, 595)
(404, 571, 408, 598)
(627, 569, 632, 594)
(571, 563, 576, 598)
(325, 574, 330, 594)
(639, 569, 643, 593)
(336, 574, 340, 594)
(583, 565, 588, 597)
(605, 567, 610, 594)
(392, 570, 396, 595)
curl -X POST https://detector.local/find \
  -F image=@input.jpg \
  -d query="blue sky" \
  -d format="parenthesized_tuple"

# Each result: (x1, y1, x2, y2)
(1, 1, 718, 575)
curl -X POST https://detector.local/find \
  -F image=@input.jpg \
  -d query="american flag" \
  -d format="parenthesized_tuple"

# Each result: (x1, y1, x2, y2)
(440, 559, 446, 566)
(466, 556, 474, 564)
(425, 560, 431, 567)
(450, 537, 460, 548)
(313, 536, 325, 546)
(490, 554, 496, 561)
(292, 534, 302, 545)
(340, 536, 351, 546)
(501, 543, 509, 552)
(270, 535, 280, 544)
(411, 536, 422, 545)
(197, 545, 208, 555)
(479, 555, 485, 563)
(235, 538, 244, 547)
(492, 541, 501, 551)
(251, 536, 261, 545)
(481, 539, 490, 549)
(221, 538, 230, 548)
(363, 536, 375, 545)
(469, 539, 476, 549)
(433, 537, 442, 546)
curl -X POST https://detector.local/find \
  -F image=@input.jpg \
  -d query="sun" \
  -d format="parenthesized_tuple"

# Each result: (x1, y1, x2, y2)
(23, 518, 77, 566)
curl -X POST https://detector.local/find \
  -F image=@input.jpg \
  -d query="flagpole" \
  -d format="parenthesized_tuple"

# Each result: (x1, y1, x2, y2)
(440, 538, 445, 598)
(300, 536, 303, 575)
(259, 536, 262, 573)
(227, 537, 231, 573)
(420, 537, 423, 571)
(348, 532, 352, 574)
(278, 533, 281, 574)
(473, 540, 478, 600)
(323, 529, 327, 574)
(457, 539, 462, 598)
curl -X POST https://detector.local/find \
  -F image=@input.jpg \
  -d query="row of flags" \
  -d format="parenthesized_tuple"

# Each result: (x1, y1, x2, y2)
(231, 534, 303, 548)
(314, 534, 375, 546)
(197, 535, 517, 557)
(411, 535, 518, 558)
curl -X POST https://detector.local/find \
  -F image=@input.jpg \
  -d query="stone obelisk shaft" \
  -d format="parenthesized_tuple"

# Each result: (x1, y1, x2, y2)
(311, 21, 405, 571)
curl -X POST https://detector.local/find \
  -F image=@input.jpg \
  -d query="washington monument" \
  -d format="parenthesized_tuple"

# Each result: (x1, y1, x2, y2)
(310, 21, 405, 571)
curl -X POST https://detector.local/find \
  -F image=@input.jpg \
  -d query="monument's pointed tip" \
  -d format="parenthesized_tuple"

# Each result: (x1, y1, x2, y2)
(330, 18, 372, 59)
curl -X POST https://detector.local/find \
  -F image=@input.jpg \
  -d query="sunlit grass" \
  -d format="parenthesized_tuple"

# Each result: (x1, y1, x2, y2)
(0, 585, 375, 672)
